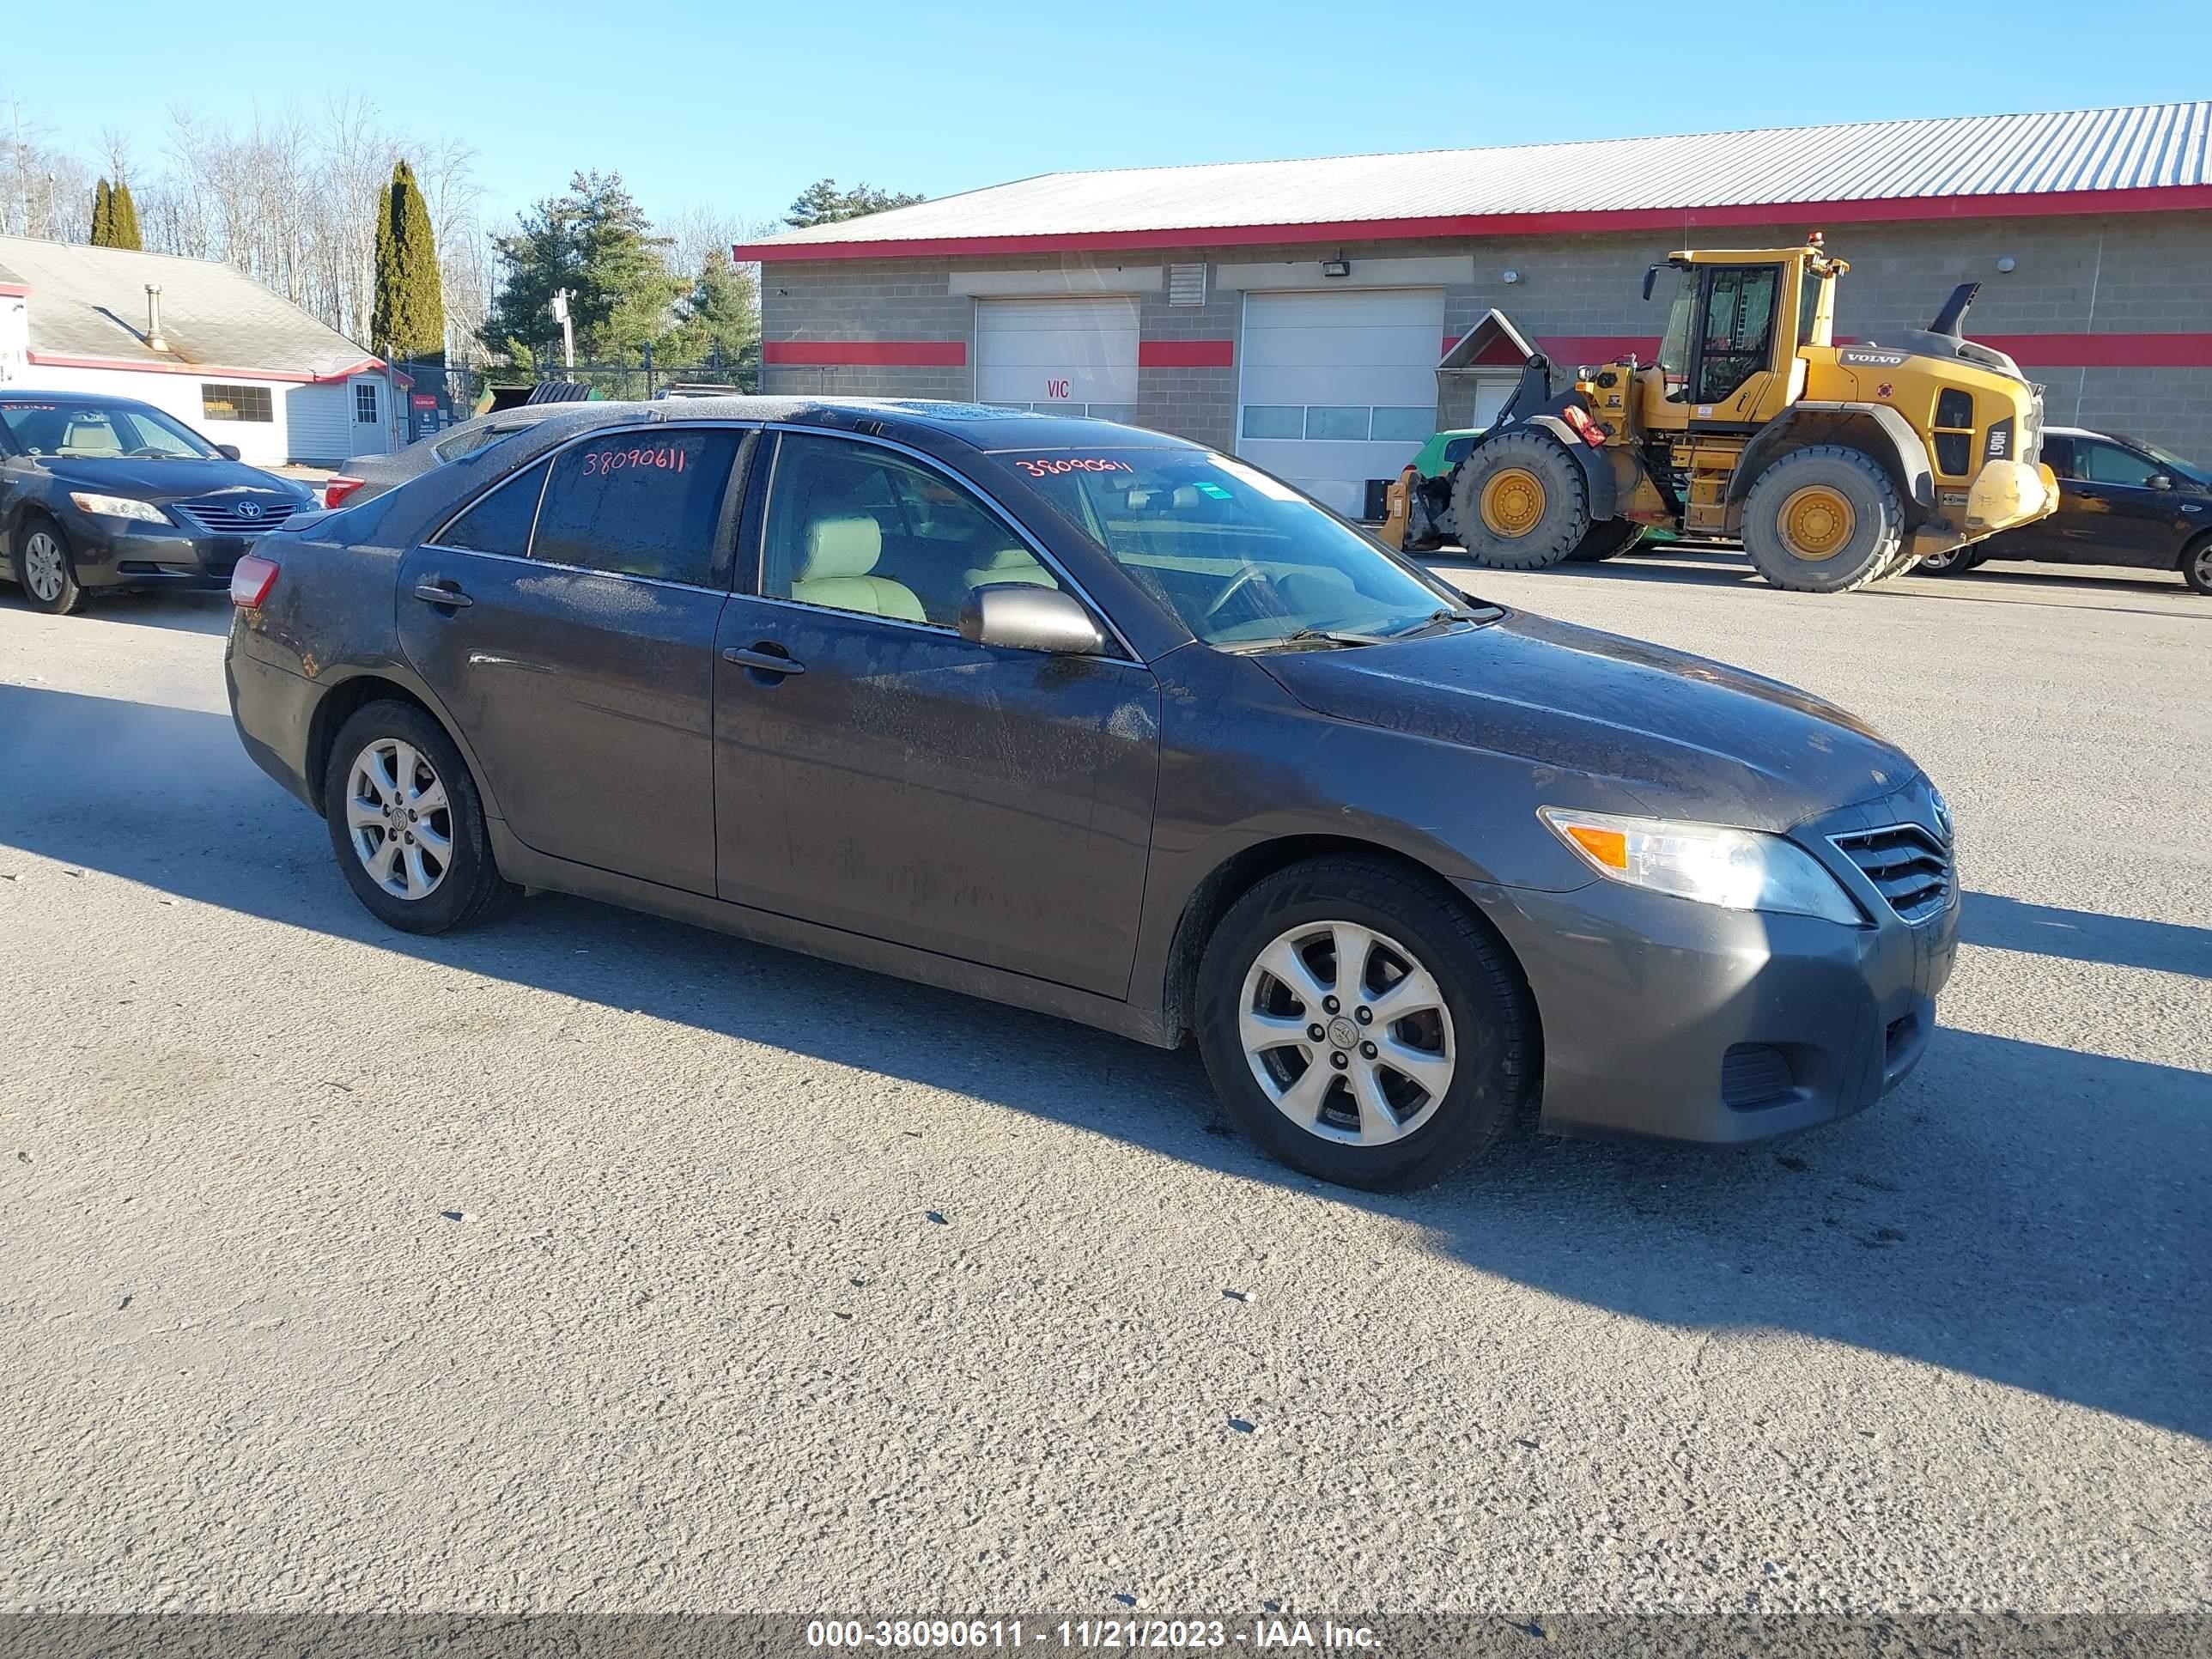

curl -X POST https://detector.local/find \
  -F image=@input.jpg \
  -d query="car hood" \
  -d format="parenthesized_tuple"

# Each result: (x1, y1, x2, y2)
(35, 456, 308, 504)
(1257, 611, 1917, 832)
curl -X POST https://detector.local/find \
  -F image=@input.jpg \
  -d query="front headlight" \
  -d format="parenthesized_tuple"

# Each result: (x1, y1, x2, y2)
(1539, 807, 1866, 926)
(68, 492, 170, 526)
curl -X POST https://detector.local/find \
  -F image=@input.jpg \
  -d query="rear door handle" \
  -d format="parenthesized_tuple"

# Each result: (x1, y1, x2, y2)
(722, 645, 805, 677)
(412, 580, 472, 609)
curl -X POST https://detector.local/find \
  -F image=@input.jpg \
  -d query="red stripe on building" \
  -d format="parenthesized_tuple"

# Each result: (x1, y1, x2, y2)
(736, 185, 2212, 263)
(1139, 339, 1234, 368)
(762, 339, 967, 367)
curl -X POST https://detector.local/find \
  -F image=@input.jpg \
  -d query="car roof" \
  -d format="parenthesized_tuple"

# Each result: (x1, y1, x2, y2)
(0, 389, 151, 406)
(556, 395, 1201, 454)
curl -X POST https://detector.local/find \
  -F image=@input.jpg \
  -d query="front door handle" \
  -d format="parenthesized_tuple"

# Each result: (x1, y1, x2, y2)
(722, 645, 805, 678)
(412, 580, 472, 609)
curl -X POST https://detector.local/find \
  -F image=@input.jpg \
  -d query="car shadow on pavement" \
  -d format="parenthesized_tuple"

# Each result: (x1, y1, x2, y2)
(1963, 890, 2212, 979)
(0, 590, 233, 635)
(3, 682, 2207, 1443)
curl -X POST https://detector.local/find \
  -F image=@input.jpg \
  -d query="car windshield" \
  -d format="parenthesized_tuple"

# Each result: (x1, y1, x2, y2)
(2136, 439, 2211, 484)
(0, 399, 219, 459)
(999, 447, 1484, 648)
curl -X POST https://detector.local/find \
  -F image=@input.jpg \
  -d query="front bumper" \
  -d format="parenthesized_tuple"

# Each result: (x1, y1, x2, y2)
(1469, 788, 1959, 1145)
(58, 508, 260, 592)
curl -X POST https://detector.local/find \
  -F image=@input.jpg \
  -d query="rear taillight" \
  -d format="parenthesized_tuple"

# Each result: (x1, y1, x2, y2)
(230, 555, 280, 609)
(323, 475, 366, 509)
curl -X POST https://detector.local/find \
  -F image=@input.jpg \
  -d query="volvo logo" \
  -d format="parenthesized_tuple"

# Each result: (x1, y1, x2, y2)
(235, 501, 265, 520)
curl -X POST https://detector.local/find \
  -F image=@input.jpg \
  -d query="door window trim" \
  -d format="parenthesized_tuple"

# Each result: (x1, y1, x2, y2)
(749, 423, 1146, 665)
(422, 420, 759, 594)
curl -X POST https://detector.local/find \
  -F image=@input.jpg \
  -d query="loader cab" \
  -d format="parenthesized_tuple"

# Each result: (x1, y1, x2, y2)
(1639, 242, 1843, 431)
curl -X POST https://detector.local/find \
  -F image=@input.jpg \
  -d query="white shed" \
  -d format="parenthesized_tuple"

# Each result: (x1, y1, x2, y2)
(0, 235, 397, 465)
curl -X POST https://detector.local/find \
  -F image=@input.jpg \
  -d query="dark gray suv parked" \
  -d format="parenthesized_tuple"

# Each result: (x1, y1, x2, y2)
(226, 398, 1959, 1190)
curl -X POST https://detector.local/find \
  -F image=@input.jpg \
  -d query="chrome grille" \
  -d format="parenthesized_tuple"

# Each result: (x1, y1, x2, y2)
(172, 496, 300, 536)
(1830, 823, 1952, 923)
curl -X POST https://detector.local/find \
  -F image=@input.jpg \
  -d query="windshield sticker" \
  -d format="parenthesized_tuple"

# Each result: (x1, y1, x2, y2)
(582, 444, 690, 477)
(1194, 481, 1233, 500)
(1206, 456, 1300, 501)
(0, 402, 60, 410)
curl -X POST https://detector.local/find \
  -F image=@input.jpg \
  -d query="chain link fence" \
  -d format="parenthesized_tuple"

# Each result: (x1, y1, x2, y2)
(388, 349, 760, 445)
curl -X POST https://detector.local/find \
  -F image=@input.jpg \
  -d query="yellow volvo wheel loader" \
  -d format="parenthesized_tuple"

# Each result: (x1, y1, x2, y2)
(1396, 236, 2059, 592)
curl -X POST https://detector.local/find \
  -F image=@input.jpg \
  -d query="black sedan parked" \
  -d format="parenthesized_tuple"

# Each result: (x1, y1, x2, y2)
(0, 392, 313, 615)
(1924, 424, 2212, 592)
(227, 398, 1959, 1192)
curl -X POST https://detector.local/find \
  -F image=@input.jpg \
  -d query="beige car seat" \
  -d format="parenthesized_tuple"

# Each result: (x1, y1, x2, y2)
(962, 547, 1057, 591)
(791, 516, 926, 622)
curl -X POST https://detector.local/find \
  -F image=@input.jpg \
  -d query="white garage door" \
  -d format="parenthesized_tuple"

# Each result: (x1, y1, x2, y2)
(1237, 288, 1444, 518)
(975, 296, 1139, 422)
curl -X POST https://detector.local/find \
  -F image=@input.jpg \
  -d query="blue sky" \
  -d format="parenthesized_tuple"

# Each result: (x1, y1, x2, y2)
(9, 0, 2207, 234)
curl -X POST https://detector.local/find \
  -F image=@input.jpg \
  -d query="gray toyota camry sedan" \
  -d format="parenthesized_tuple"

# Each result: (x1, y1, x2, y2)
(226, 397, 1957, 1191)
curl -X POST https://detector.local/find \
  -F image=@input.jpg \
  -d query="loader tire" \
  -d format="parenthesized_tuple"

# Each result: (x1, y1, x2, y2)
(1740, 446, 1905, 594)
(1565, 519, 1647, 563)
(1448, 430, 1589, 569)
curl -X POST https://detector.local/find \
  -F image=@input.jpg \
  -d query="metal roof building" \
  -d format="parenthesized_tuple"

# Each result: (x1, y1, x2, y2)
(744, 102, 2212, 520)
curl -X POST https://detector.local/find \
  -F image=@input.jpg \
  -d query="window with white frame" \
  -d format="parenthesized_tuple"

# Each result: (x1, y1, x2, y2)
(354, 383, 380, 424)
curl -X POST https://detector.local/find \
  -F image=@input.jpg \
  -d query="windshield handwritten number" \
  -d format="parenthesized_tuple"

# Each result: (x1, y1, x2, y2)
(582, 445, 691, 478)
(1013, 458, 1135, 477)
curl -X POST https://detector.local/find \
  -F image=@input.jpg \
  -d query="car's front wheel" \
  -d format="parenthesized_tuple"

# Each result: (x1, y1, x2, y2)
(323, 700, 512, 934)
(1916, 544, 1979, 576)
(11, 515, 86, 616)
(1195, 857, 1537, 1191)
(2183, 536, 2212, 596)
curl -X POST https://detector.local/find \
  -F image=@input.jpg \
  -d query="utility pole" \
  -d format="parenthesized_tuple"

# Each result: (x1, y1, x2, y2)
(550, 288, 574, 370)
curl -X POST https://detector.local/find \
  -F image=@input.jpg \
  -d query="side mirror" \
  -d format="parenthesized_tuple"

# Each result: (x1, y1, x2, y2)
(1642, 266, 1658, 302)
(2148, 472, 2174, 491)
(216, 444, 242, 461)
(959, 584, 1106, 656)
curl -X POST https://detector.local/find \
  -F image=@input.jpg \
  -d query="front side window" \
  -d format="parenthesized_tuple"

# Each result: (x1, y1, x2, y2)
(2075, 441, 2161, 489)
(0, 399, 218, 459)
(1001, 447, 1465, 648)
(763, 433, 1064, 629)
(1694, 265, 1781, 404)
(202, 384, 274, 423)
(532, 429, 741, 585)
(1655, 267, 1697, 401)
(439, 458, 552, 557)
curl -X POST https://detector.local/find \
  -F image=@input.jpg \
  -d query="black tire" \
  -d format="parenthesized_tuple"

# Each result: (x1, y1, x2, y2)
(1740, 446, 1905, 593)
(322, 700, 512, 934)
(1194, 856, 1537, 1193)
(1915, 544, 1979, 576)
(1564, 519, 1648, 563)
(2183, 536, 2212, 597)
(10, 514, 87, 616)
(1447, 430, 1590, 569)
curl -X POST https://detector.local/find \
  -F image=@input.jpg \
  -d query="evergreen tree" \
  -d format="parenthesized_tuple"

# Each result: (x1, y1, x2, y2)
(661, 248, 759, 369)
(785, 178, 924, 228)
(91, 178, 112, 246)
(107, 181, 143, 250)
(372, 160, 446, 362)
(482, 171, 683, 362)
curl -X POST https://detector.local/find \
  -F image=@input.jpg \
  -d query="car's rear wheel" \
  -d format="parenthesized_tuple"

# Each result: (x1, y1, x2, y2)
(323, 701, 512, 934)
(1195, 856, 1536, 1191)
(12, 516, 86, 616)
(2183, 536, 2212, 596)
(1915, 544, 1978, 576)
(1564, 519, 1647, 563)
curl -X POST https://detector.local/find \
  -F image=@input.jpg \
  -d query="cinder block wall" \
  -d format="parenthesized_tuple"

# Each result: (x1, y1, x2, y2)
(759, 212, 2212, 457)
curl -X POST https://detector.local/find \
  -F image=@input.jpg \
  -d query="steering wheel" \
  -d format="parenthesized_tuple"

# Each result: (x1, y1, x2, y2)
(1202, 564, 1280, 628)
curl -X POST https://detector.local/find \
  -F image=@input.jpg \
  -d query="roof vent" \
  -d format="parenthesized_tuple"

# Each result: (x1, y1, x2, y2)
(1167, 263, 1207, 307)
(144, 284, 167, 353)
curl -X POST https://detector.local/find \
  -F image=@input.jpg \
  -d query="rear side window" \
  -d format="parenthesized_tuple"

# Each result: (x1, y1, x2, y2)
(440, 458, 551, 556)
(532, 428, 741, 586)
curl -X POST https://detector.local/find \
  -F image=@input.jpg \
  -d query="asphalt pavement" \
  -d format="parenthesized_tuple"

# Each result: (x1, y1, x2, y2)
(1, 548, 2206, 1614)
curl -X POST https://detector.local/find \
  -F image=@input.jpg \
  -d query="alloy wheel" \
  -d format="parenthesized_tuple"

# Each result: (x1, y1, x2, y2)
(344, 738, 453, 900)
(1237, 920, 1456, 1146)
(22, 532, 66, 604)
